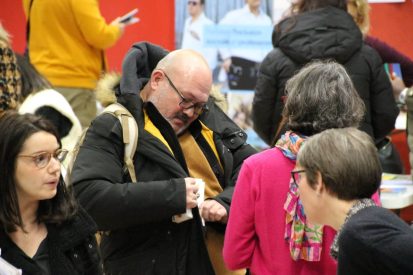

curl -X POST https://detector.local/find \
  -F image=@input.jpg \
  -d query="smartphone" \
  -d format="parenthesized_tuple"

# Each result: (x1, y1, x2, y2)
(384, 63, 403, 79)
(119, 8, 139, 24)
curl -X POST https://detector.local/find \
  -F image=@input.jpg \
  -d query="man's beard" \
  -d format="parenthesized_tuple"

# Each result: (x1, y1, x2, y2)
(171, 112, 191, 136)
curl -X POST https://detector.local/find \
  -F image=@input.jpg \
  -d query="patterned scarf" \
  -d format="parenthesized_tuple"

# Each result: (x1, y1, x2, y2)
(275, 131, 324, 262)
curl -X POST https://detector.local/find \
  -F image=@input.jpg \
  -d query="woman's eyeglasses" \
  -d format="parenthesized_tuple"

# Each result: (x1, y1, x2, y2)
(162, 71, 209, 116)
(18, 149, 69, 169)
(291, 169, 306, 186)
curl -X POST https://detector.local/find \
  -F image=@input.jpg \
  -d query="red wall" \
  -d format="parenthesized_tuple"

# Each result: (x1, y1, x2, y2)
(0, 1, 411, 69)
(369, 1, 413, 60)
(0, 0, 175, 72)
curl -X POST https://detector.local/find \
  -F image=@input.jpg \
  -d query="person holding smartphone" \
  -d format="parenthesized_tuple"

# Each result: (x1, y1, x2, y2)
(22, 0, 137, 128)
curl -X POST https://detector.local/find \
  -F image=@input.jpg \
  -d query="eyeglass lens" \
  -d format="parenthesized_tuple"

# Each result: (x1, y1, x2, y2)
(163, 71, 208, 115)
(179, 101, 208, 115)
(29, 149, 68, 168)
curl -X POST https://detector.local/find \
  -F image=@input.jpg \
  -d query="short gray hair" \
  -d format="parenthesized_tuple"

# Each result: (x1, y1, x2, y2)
(283, 60, 365, 136)
(298, 128, 381, 200)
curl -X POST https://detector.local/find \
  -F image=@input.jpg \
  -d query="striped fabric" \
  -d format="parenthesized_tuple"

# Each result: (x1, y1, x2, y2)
(276, 131, 324, 262)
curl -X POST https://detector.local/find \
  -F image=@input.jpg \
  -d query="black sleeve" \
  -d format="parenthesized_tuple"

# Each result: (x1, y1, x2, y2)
(71, 114, 186, 231)
(363, 46, 399, 141)
(217, 136, 256, 212)
(252, 50, 283, 145)
(201, 102, 257, 213)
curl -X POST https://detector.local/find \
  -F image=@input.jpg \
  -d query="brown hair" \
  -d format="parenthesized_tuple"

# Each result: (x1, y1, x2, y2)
(0, 111, 77, 232)
(298, 128, 381, 200)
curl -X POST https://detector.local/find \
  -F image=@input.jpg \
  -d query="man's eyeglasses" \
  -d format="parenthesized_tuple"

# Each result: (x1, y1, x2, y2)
(188, 1, 199, 6)
(18, 149, 69, 169)
(291, 169, 306, 186)
(162, 71, 208, 116)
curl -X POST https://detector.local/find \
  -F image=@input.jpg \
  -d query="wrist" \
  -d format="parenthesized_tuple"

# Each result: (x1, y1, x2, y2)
(399, 87, 408, 104)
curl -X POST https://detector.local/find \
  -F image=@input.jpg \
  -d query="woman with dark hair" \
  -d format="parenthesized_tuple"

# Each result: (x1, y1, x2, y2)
(252, 0, 398, 147)
(223, 61, 380, 274)
(0, 111, 101, 274)
(296, 128, 413, 274)
(16, 54, 82, 152)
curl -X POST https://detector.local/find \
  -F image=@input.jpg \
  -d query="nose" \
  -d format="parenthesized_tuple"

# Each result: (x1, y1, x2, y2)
(47, 157, 61, 175)
(182, 106, 196, 118)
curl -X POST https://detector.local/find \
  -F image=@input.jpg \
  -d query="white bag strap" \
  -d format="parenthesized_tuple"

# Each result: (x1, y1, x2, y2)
(102, 103, 138, 183)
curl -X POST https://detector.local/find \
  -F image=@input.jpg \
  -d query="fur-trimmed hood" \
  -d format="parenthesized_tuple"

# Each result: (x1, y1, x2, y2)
(96, 72, 120, 107)
(96, 42, 227, 112)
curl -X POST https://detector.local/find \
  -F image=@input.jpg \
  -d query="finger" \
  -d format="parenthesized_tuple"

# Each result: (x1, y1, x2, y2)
(189, 201, 197, 209)
(211, 208, 221, 221)
(216, 208, 227, 221)
(192, 185, 199, 193)
(210, 205, 226, 221)
(201, 205, 210, 220)
(205, 206, 219, 221)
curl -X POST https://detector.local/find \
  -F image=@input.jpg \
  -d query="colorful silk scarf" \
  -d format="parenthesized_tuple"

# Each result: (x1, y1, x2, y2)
(275, 131, 324, 262)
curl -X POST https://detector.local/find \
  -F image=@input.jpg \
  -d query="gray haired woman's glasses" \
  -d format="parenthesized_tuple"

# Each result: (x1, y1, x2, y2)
(291, 169, 306, 186)
(18, 149, 69, 169)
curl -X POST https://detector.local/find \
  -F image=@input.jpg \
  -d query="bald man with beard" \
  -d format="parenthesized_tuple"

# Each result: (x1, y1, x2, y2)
(71, 42, 256, 275)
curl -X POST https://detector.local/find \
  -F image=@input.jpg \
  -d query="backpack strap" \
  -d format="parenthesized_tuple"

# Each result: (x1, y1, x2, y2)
(102, 103, 139, 183)
(63, 127, 88, 185)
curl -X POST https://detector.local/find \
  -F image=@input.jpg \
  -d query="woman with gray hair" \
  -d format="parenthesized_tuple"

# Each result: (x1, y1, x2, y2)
(223, 60, 380, 274)
(296, 127, 413, 274)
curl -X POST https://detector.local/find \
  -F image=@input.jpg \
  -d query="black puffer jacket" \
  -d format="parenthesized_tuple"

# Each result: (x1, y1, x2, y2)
(0, 207, 102, 275)
(72, 42, 256, 275)
(252, 6, 399, 145)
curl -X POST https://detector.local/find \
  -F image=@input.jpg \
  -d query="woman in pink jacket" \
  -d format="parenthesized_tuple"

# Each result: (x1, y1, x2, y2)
(223, 60, 381, 274)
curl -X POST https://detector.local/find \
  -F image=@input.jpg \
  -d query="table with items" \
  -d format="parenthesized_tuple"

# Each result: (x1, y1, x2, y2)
(381, 173, 413, 210)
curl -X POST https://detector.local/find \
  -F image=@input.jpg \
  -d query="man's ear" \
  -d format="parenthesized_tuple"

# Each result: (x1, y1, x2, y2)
(150, 70, 163, 89)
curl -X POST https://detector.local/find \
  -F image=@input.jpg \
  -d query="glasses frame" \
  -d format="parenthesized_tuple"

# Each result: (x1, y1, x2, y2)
(162, 71, 208, 116)
(291, 169, 306, 186)
(18, 149, 69, 169)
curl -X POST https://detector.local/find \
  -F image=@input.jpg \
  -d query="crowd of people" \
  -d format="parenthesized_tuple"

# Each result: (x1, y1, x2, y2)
(1, 0, 413, 274)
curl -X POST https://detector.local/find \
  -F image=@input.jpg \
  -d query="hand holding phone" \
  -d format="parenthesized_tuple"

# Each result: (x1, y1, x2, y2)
(118, 8, 139, 25)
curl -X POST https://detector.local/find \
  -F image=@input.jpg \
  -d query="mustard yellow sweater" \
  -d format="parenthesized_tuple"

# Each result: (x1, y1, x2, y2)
(23, 0, 121, 89)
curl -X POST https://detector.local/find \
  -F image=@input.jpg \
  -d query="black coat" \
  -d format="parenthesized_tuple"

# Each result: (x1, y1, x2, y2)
(338, 206, 413, 274)
(72, 42, 257, 275)
(0, 207, 102, 275)
(252, 6, 399, 145)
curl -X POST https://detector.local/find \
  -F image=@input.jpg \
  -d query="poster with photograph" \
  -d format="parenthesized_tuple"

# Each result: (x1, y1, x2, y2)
(175, 0, 274, 150)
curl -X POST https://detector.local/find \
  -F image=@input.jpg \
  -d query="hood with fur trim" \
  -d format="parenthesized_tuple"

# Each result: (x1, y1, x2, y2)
(96, 72, 120, 107)
(98, 42, 227, 113)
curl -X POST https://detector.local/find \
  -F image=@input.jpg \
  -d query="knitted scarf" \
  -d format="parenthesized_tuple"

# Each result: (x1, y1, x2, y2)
(275, 131, 324, 262)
